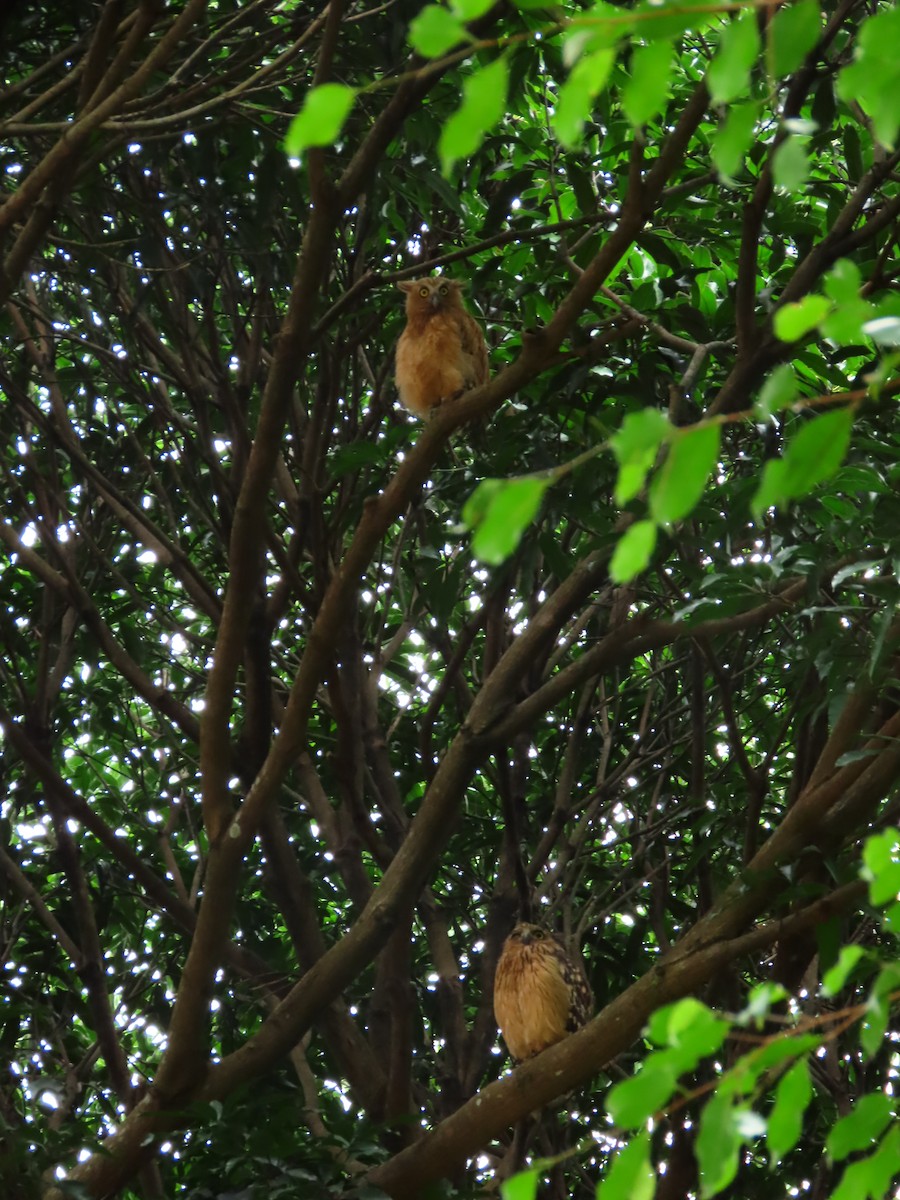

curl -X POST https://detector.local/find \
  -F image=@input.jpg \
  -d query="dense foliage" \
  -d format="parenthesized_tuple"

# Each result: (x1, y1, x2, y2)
(1, 0, 899, 1197)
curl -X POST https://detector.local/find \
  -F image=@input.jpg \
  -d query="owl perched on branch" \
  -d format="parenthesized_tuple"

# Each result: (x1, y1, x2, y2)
(493, 923, 593, 1062)
(394, 277, 489, 418)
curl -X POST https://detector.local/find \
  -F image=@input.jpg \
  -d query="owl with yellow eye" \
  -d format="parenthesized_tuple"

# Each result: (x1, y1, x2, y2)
(394, 276, 489, 418)
(493, 922, 593, 1062)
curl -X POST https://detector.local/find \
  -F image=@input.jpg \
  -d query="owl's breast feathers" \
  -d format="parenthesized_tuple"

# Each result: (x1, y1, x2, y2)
(493, 927, 592, 1062)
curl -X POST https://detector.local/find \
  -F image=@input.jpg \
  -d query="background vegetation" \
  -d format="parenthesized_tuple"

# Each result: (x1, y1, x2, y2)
(1, 0, 899, 1197)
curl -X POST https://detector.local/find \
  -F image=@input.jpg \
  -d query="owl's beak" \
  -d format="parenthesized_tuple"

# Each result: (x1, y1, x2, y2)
(430, 293, 441, 308)
(518, 929, 533, 945)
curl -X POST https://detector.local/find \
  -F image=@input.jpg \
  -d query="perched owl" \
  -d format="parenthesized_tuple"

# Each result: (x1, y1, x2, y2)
(394, 277, 489, 418)
(493, 922, 593, 1062)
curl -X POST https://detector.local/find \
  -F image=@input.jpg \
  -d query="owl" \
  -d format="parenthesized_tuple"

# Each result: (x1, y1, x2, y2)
(493, 922, 593, 1062)
(394, 277, 489, 418)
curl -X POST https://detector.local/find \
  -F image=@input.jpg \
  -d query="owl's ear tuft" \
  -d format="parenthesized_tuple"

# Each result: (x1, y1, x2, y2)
(397, 281, 415, 293)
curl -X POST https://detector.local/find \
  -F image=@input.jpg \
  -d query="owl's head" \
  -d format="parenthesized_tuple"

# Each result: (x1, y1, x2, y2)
(508, 922, 550, 946)
(398, 276, 465, 317)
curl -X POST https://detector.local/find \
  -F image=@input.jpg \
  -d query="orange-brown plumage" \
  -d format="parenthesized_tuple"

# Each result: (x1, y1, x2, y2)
(395, 277, 489, 418)
(493, 922, 593, 1062)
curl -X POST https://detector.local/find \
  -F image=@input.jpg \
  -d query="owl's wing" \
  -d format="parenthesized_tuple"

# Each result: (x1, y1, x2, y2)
(566, 962, 593, 1031)
(456, 310, 489, 388)
(548, 935, 593, 1032)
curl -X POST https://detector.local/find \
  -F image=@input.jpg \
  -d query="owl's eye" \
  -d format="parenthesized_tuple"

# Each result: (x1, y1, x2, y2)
(532, 928, 545, 939)
(439, 284, 448, 295)
(419, 286, 429, 297)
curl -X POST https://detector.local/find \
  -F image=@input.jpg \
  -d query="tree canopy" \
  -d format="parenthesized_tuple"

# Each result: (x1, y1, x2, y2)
(2, 0, 900, 1197)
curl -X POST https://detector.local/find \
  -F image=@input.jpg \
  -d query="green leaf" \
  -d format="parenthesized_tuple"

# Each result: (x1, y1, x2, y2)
(607, 1061, 678, 1128)
(595, 1131, 654, 1200)
(610, 519, 657, 583)
(737, 982, 788, 1026)
(712, 101, 759, 181)
(861, 828, 900, 906)
(768, 0, 821, 78)
(611, 408, 673, 455)
(632, 0, 719, 40)
(409, 6, 468, 56)
(553, 49, 615, 147)
(827, 1094, 894, 1162)
(697, 1090, 741, 1198)
(462, 477, 503, 527)
(284, 84, 355, 156)
(615, 460, 652, 507)
(862, 986, 891, 1061)
(773, 293, 831, 341)
(622, 39, 673, 127)
(821, 945, 865, 997)
(638, 1003, 729, 1080)
(767, 1059, 811, 1165)
(611, 408, 671, 506)
(831, 1125, 900, 1200)
(501, 1167, 539, 1200)
(466, 476, 549, 565)
(835, 749, 881, 768)
(881, 900, 900, 934)
(440, 56, 509, 174)
(752, 406, 853, 518)
(772, 135, 810, 192)
(755, 365, 797, 419)
(822, 297, 876, 344)
(707, 12, 761, 104)
(748, 1034, 819, 1074)
(649, 423, 720, 525)
(327, 441, 386, 477)
(841, 122, 863, 182)
(823, 259, 862, 304)
(563, 4, 627, 60)
(648, 998, 729, 1057)
(836, 7, 900, 148)
(452, 0, 494, 19)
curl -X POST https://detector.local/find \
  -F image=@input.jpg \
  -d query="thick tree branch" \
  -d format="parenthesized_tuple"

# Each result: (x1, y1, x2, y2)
(368, 877, 868, 1198)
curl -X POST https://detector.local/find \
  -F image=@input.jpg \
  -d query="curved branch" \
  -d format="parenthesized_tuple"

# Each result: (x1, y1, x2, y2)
(367, 877, 868, 1198)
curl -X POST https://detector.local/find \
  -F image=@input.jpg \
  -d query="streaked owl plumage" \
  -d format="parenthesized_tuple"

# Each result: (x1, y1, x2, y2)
(394, 277, 489, 418)
(493, 922, 593, 1062)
